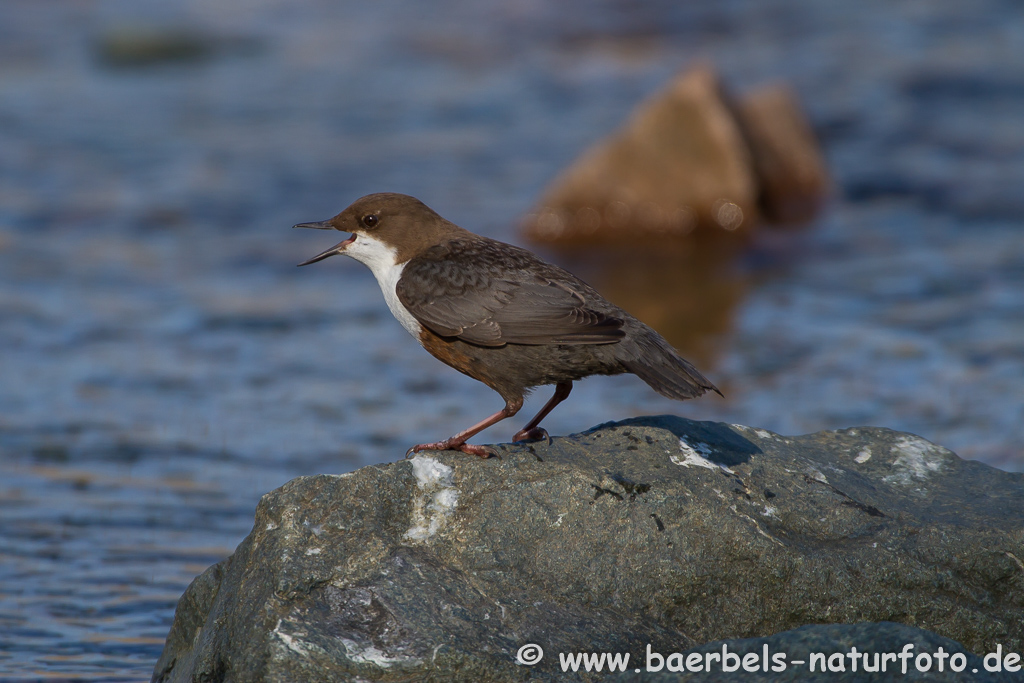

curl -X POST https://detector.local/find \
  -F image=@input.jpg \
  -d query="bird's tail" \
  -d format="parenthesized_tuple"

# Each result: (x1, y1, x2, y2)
(620, 329, 721, 401)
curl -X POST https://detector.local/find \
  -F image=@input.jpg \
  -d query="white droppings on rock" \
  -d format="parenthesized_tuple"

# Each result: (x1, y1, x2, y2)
(265, 522, 278, 531)
(855, 447, 872, 464)
(883, 435, 950, 487)
(404, 456, 459, 543)
(755, 429, 774, 440)
(551, 513, 566, 528)
(761, 505, 778, 518)
(671, 437, 734, 473)
(693, 440, 714, 456)
(340, 638, 422, 668)
(410, 455, 453, 488)
(305, 547, 322, 556)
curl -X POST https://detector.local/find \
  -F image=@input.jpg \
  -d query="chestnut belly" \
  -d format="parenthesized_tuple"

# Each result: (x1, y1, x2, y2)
(418, 328, 625, 402)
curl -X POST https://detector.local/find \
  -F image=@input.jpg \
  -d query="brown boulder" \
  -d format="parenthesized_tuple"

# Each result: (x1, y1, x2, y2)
(735, 84, 830, 225)
(523, 65, 828, 246)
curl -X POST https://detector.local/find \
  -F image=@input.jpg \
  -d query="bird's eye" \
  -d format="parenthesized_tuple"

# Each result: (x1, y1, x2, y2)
(362, 214, 379, 228)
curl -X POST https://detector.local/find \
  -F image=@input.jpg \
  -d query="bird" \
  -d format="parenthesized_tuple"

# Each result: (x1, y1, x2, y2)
(295, 193, 720, 458)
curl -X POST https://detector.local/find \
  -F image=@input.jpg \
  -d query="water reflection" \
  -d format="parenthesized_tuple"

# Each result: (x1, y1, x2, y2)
(547, 240, 750, 372)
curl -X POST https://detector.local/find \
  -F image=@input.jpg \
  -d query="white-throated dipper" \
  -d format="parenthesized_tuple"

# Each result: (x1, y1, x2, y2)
(295, 193, 720, 458)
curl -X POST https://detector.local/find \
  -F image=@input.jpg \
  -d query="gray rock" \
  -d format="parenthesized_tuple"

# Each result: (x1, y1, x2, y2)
(152, 417, 1024, 682)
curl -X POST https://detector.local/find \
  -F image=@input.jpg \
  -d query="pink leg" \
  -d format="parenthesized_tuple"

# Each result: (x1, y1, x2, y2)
(513, 381, 573, 443)
(407, 396, 523, 459)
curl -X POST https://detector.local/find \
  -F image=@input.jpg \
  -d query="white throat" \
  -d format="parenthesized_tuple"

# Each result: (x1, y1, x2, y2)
(343, 234, 422, 339)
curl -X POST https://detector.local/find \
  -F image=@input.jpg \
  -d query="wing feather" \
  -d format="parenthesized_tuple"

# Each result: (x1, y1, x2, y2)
(396, 240, 624, 347)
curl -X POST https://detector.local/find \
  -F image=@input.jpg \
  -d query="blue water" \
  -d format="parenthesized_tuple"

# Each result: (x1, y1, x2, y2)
(2, 0, 1023, 678)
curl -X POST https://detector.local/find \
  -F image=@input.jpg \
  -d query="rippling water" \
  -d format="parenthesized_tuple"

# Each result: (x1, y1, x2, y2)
(2, 0, 1023, 678)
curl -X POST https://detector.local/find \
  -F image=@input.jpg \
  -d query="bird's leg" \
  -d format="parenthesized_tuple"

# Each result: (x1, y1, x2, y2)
(513, 381, 572, 443)
(407, 396, 523, 459)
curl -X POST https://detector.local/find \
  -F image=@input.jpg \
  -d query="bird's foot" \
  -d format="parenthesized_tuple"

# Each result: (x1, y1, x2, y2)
(406, 440, 497, 459)
(512, 427, 550, 444)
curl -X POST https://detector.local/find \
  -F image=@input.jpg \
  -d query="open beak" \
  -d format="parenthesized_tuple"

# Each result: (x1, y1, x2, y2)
(294, 221, 356, 266)
(296, 235, 356, 266)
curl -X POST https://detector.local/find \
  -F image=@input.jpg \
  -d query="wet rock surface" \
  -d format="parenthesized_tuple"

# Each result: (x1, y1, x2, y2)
(153, 417, 1024, 682)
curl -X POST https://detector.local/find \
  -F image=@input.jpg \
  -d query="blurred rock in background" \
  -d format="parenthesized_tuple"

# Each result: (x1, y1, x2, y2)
(522, 64, 829, 246)
(93, 24, 262, 68)
(735, 83, 830, 226)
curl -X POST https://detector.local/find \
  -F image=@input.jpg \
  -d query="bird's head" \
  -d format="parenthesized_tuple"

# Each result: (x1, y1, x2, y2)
(294, 193, 461, 268)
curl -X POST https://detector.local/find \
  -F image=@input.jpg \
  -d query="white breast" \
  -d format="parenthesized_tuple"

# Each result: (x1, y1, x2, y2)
(343, 234, 423, 339)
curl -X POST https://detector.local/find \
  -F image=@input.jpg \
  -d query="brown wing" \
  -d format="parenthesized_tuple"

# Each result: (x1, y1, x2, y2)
(395, 240, 624, 347)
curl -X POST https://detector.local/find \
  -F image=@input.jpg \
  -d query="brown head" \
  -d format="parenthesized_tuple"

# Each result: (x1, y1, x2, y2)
(294, 193, 470, 268)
